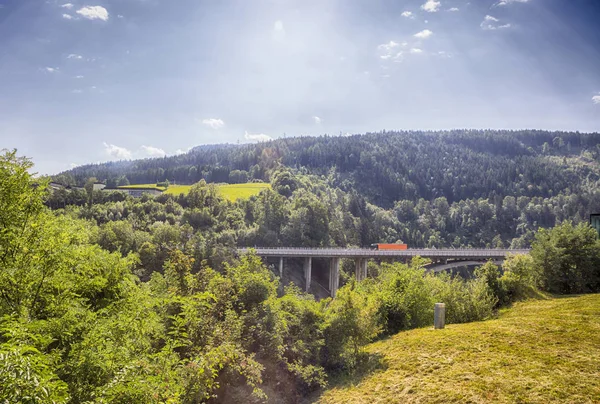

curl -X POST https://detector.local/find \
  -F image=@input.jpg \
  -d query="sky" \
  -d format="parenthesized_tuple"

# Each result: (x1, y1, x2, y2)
(1, 0, 600, 174)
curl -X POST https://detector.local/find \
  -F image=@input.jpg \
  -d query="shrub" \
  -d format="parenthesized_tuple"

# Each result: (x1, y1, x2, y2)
(429, 273, 496, 324)
(323, 288, 380, 370)
(499, 254, 538, 304)
(374, 264, 435, 335)
(531, 222, 600, 294)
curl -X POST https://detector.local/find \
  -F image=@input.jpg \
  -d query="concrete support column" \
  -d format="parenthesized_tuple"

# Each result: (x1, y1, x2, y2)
(278, 257, 284, 278)
(355, 258, 368, 282)
(329, 257, 340, 298)
(329, 259, 333, 292)
(304, 257, 312, 292)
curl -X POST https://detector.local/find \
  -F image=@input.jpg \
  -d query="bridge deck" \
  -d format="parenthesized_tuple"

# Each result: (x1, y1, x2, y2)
(237, 247, 530, 259)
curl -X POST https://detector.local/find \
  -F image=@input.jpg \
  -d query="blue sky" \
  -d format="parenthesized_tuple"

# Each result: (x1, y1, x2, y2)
(1, 0, 600, 174)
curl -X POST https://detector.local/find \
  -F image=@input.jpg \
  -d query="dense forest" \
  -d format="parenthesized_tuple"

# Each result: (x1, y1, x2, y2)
(3, 149, 600, 403)
(56, 130, 600, 206)
(50, 130, 600, 251)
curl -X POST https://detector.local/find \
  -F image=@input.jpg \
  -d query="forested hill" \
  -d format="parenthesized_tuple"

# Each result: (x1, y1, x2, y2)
(56, 130, 600, 207)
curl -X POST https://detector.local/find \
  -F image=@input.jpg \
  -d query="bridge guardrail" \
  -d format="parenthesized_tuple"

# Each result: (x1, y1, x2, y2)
(236, 247, 531, 258)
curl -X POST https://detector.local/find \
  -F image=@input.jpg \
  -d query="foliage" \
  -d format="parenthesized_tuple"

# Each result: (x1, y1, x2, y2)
(0, 344, 69, 404)
(366, 261, 497, 336)
(531, 221, 600, 294)
(323, 288, 380, 370)
(5, 133, 600, 404)
(499, 254, 539, 304)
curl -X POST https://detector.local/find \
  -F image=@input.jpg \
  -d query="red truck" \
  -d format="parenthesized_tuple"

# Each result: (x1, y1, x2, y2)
(370, 243, 408, 250)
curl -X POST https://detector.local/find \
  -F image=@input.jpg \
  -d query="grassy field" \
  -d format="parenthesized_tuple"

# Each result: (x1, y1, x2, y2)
(216, 183, 271, 201)
(119, 182, 271, 200)
(163, 184, 192, 195)
(316, 295, 600, 404)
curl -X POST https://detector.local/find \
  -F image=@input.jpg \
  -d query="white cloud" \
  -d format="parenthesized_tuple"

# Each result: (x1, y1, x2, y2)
(410, 48, 424, 54)
(201, 118, 225, 129)
(71, 89, 83, 94)
(481, 15, 511, 30)
(378, 41, 408, 61)
(62, 14, 73, 20)
(273, 20, 285, 41)
(45, 67, 58, 73)
(378, 40, 400, 52)
(76, 6, 109, 21)
(401, 11, 414, 18)
(61, 3, 74, 9)
(141, 145, 166, 157)
(75, 75, 84, 79)
(414, 29, 433, 39)
(175, 147, 192, 155)
(593, 95, 600, 105)
(244, 131, 272, 142)
(495, 0, 530, 6)
(313, 116, 322, 124)
(448, 7, 460, 11)
(67, 54, 82, 59)
(103, 142, 132, 159)
(421, 0, 441, 12)
(117, 14, 124, 19)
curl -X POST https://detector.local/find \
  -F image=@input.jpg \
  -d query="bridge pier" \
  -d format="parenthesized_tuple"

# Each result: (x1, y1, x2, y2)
(278, 257, 284, 278)
(303, 257, 312, 292)
(329, 258, 340, 297)
(355, 258, 368, 282)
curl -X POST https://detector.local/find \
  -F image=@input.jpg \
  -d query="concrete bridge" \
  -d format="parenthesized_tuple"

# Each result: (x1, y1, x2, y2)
(237, 247, 530, 297)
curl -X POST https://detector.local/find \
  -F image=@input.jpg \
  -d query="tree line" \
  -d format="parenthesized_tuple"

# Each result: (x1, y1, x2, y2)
(54, 130, 600, 208)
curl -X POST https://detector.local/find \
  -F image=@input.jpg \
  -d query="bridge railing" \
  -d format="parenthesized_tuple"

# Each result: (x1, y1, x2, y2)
(236, 247, 531, 257)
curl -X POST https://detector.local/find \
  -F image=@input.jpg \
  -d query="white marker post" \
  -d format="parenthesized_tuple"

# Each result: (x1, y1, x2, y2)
(434, 303, 446, 330)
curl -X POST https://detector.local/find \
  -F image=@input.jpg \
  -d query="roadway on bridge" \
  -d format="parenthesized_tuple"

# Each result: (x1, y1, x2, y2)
(237, 247, 530, 259)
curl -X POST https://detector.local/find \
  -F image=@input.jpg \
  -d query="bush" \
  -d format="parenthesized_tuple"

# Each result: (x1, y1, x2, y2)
(323, 288, 380, 370)
(374, 264, 435, 335)
(367, 261, 497, 336)
(429, 273, 496, 324)
(499, 254, 538, 304)
(531, 222, 600, 294)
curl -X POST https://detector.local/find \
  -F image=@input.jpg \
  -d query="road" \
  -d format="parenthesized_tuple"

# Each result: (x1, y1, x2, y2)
(237, 247, 530, 259)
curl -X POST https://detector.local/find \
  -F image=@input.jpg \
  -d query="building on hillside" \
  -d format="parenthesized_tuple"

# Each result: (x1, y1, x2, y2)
(103, 187, 163, 197)
(49, 182, 65, 191)
(93, 183, 106, 191)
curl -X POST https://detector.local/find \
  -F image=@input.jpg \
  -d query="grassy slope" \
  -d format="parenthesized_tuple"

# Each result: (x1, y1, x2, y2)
(317, 295, 600, 404)
(216, 183, 271, 201)
(119, 182, 271, 200)
(163, 184, 192, 195)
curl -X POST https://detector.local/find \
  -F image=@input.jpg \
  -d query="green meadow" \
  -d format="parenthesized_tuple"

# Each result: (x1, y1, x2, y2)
(119, 182, 271, 200)
(317, 294, 600, 404)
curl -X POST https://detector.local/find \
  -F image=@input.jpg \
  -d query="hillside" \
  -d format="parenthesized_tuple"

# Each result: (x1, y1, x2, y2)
(47, 130, 600, 250)
(316, 295, 600, 404)
(54, 130, 600, 208)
